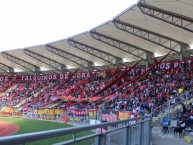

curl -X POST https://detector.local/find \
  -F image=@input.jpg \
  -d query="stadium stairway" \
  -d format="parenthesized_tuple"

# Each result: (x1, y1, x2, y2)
(0, 84, 17, 98)
(152, 127, 190, 145)
(152, 98, 193, 144)
(14, 87, 48, 112)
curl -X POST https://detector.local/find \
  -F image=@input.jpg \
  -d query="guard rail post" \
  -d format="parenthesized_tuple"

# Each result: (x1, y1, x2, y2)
(98, 132, 107, 145)
(126, 125, 131, 145)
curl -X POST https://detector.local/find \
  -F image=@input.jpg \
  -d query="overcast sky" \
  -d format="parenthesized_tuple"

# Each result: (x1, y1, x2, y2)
(0, 0, 138, 51)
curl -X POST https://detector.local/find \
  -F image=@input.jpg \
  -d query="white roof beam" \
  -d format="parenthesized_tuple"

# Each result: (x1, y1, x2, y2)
(113, 19, 181, 53)
(138, 2, 193, 33)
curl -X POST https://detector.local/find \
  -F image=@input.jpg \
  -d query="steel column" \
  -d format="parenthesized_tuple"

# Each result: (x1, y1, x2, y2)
(179, 43, 190, 60)
(98, 133, 107, 145)
(126, 126, 131, 145)
(116, 57, 124, 68)
(0, 62, 15, 75)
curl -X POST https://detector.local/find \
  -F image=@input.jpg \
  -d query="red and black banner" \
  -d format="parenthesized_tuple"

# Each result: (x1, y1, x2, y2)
(0, 58, 191, 82)
(70, 109, 87, 116)
(101, 110, 118, 122)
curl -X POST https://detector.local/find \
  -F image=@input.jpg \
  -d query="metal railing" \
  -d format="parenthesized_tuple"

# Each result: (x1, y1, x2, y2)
(0, 116, 151, 145)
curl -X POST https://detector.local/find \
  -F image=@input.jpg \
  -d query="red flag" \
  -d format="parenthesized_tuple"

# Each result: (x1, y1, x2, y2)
(153, 58, 158, 64)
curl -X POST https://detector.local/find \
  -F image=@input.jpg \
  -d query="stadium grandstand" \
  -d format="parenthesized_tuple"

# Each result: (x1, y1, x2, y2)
(0, 0, 193, 145)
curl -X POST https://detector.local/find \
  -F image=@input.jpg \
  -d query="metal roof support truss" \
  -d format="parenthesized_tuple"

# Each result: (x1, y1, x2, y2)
(1, 52, 40, 72)
(24, 49, 65, 72)
(0, 62, 15, 75)
(113, 19, 180, 53)
(95, 64, 115, 70)
(90, 31, 148, 61)
(138, 2, 193, 33)
(68, 39, 118, 66)
(46, 44, 90, 70)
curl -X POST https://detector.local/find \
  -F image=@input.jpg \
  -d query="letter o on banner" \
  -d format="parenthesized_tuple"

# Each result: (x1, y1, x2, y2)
(0, 77, 3, 81)
(160, 63, 165, 69)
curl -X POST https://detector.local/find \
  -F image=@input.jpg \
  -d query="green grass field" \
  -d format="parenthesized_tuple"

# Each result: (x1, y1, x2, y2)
(0, 117, 94, 145)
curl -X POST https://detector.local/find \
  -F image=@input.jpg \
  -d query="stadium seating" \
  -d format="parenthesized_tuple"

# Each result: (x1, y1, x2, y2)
(0, 62, 192, 121)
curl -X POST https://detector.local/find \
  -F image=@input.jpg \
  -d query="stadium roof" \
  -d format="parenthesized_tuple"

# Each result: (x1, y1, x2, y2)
(0, 0, 193, 75)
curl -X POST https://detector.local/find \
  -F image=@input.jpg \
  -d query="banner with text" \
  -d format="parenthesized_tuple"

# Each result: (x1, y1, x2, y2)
(0, 58, 192, 82)
(101, 110, 118, 122)
(34, 109, 64, 115)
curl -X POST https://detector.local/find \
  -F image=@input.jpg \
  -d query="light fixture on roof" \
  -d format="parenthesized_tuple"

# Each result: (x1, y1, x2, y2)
(190, 44, 193, 50)
(66, 65, 75, 69)
(40, 67, 50, 71)
(122, 58, 135, 63)
(14, 68, 23, 72)
(154, 52, 163, 57)
(122, 58, 128, 63)
(94, 62, 104, 66)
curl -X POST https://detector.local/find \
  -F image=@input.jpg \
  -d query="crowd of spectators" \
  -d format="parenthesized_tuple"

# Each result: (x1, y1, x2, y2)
(95, 62, 193, 117)
(0, 61, 192, 119)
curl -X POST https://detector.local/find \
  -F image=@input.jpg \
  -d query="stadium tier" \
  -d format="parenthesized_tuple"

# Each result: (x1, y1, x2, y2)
(0, 0, 193, 144)
(0, 58, 192, 118)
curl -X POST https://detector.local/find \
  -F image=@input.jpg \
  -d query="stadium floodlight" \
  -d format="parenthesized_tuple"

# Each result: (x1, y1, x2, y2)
(66, 65, 75, 69)
(94, 62, 104, 66)
(154, 52, 163, 57)
(40, 67, 50, 71)
(14, 68, 23, 72)
(122, 58, 128, 63)
(122, 58, 134, 63)
(190, 44, 193, 50)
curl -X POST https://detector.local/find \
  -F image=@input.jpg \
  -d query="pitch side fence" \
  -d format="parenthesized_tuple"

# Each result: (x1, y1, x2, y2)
(0, 116, 151, 145)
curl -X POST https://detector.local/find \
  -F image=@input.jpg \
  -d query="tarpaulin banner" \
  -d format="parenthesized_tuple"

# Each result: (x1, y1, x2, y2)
(12, 112, 23, 118)
(101, 110, 118, 122)
(34, 109, 64, 115)
(61, 96, 102, 102)
(0, 58, 192, 82)
(118, 111, 132, 120)
(70, 109, 87, 116)
(88, 109, 97, 119)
